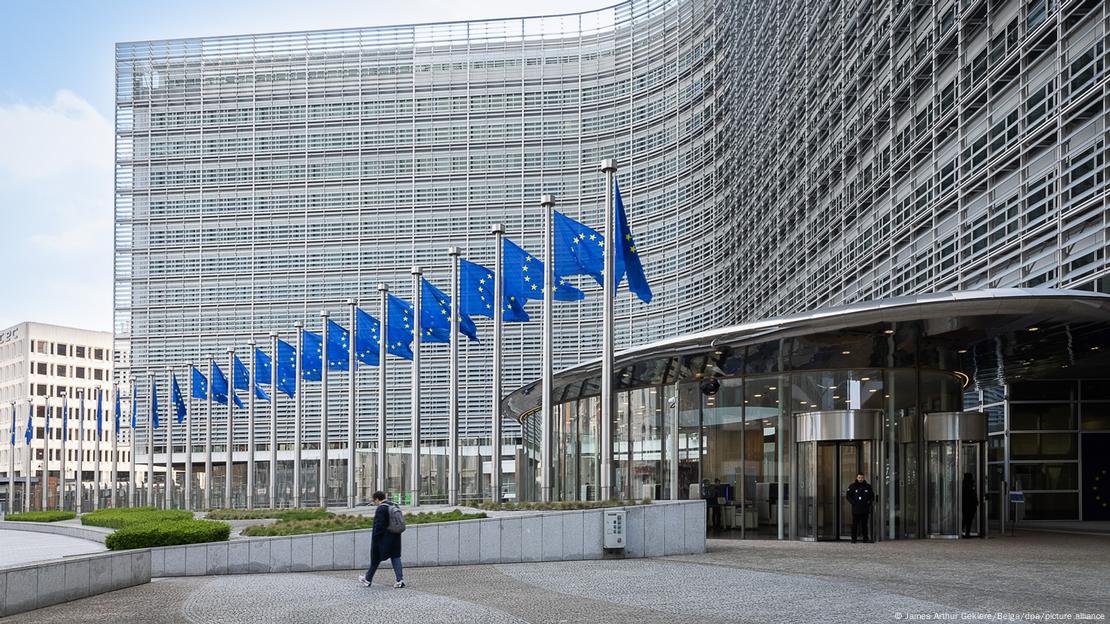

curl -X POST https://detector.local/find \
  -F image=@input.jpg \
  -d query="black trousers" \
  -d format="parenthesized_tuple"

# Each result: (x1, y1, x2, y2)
(851, 511, 870, 542)
(708, 505, 722, 529)
(962, 506, 978, 536)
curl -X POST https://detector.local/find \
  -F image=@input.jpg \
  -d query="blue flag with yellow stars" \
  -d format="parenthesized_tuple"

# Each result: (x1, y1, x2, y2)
(276, 339, 297, 398)
(171, 373, 187, 423)
(459, 258, 530, 322)
(387, 295, 415, 360)
(502, 237, 584, 302)
(326, 319, 350, 371)
(26, 401, 33, 444)
(114, 386, 121, 434)
(613, 180, 653, 303)
(254, 347, 271, 388)
(233, 354, 268, 401)
(96, 387, 104, 435)
(301, 330, 324, 381)
(553, 210, 605, 287)
(62, 395, 68, 440)
(150, 378, 160, 429)
(420, 278, 478, 343)
(191, 367, 208, 400)
(211, 361, 244, 408)
(354, 308, 381, 367)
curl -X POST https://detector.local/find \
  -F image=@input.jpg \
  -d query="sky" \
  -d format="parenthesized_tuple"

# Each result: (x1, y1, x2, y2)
(0, 0, 608, 332)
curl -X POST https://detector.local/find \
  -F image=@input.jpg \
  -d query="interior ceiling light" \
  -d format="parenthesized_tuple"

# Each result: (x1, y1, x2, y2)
(883, 329, 895, 334)
(957, 349, 968, 354)
(1028, 327, 1039, 332)
(841, 350, 851, 355)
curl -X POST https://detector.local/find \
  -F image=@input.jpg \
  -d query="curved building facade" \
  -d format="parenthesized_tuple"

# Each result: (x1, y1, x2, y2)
(114, 0, 1110, 508)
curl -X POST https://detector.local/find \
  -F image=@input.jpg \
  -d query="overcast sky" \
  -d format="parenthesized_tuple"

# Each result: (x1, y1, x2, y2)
(0, 0, 608, 332)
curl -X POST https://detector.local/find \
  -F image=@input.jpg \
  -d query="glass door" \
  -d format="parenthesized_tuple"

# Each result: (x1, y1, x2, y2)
(926, 441, 959, 537)
(960, 442, 982, 537)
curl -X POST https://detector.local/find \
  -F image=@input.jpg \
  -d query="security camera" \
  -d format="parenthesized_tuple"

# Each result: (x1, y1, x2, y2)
(700, 376, 720, 396)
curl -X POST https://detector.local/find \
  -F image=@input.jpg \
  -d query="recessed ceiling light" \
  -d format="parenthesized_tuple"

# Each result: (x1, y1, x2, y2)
(1028, 327, 1039, 332)
(861, 377, 871, 381)
(768, 386, 777, 390)
(841, 351, 851, 355)
(1092, 346, 1101, 351)
(832, 395, 840, 399)
(869, 389, 878, 393)
(883, 329, 894, 335)
(958, 349, 968, 354)
(753, 394, 763, 398)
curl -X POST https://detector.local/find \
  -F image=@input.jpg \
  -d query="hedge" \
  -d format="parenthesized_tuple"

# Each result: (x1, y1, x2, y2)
(105, 519, 230, 551)
(475, 499, 651, 512)
(4, 511, 76, 523)
(81, 507, 194, 530)
(240, 509, 486, 537)
(204, 508, 332, 522)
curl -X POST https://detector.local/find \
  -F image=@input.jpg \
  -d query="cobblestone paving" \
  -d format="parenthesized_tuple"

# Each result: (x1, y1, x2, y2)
(6, 532, 1107, 623)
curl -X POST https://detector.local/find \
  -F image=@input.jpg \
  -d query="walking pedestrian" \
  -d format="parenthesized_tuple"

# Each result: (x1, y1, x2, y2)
(359, 491, 405, 588)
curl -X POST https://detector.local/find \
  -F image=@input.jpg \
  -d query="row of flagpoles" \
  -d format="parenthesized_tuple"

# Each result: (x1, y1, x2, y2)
(5, 162, 650, 511)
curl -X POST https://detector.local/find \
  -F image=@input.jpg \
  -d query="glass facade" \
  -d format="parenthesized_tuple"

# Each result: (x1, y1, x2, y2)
(115, 0, 1110, 508)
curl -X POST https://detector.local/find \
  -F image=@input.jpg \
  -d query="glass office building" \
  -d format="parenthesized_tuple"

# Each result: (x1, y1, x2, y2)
(115, 0, 1110, 518)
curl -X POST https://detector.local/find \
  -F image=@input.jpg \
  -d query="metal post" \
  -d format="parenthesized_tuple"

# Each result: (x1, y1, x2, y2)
(94, 388, 102, 511)
(294, 322, 303, 508)
(320, 310, 330, 509)
(410, 266, 423, 507)
(225, 349, 234, 508)
(185, 365, 192, 511)
(347, 299, 357, 509)
(269, 333, 278, 510)
(247, 342, 256, 510)
(377, 285, 389, 495)
(44, 398, 51, 512)
(205, 359, 213, 510)
(25, 400, 32, 512)
(447, 247, 461, 506)
(128, 380, 136, 508)
(669, 381, 679, 500)
(490, 224, 505, 502)
(76, 392, 85, 513)
(600, 159, 616, 501)
(164, 369, 173, 510)
(540, 195, 555, 503)
(147, 378, 154, 508)
(7, 403, 14, 515)
(111, 384, 118, 508)
(58, 396, 66, 511)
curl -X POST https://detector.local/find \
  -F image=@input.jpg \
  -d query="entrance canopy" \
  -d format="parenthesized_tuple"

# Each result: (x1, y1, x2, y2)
(503, 289, 1110, 421)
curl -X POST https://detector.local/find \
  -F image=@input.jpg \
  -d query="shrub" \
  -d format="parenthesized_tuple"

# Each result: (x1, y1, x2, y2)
(475, 499, 650, 512)
(4, 511, 76, 523)
(204, 508, 331, 522)
(239, 509, 486, 537)
(81, 507, 193, 530)
(407, 509, 486, 525)
(105, 519, 230, 551)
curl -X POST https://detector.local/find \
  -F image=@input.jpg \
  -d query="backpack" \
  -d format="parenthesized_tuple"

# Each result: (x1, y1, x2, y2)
(386, 502, 406, 534)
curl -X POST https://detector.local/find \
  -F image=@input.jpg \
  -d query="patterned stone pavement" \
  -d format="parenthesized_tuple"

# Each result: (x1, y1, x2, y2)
(7, 531, 1107, 623)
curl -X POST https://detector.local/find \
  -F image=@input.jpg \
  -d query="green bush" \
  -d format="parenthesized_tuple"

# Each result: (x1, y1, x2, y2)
(475, 499, 650, 512)
(4, 511, 76, 523)
(105, 519, 230, 551)
(240, 508, 486, 537)
(204, 508, 332, 522)
(81, 507, 193, 530)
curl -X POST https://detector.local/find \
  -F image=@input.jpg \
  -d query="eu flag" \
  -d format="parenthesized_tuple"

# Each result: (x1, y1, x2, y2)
(276, 339, 297, 398)
(8, 405, 14, 447)
(191, 367, 208, 401)
(151, 378, 160, 429)
(326, 319, 350, 371)
(234, 355, 269, 401)
(62, 396, 68, 441)
(131, 382, 137, 429)
(553, 210, 605, 287)
(421, 278, 478, 343)
(301, 330, 323, 381)
(502, 237, 584, 302)
(460, 258, 530, 322)
(354, 308, 380, 367)
(114, 388, 121, 434)
(25, 402, 32, 444)
(387, 294, 415, 360)
(254, 347, 271, 387)
(613, 181, 653, 303)
(96, 388, 103, 436)
(171, 373, 186, 423)
(212, 362, 244, 408)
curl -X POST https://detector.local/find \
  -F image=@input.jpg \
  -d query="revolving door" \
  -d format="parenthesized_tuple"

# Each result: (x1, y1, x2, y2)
(924, 412, 987, 538)
(795, 410, 882, 541)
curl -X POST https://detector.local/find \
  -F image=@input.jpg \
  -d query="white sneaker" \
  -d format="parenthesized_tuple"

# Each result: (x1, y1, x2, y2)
(393, 581, 405, 589)
(358, 574, 370, 587)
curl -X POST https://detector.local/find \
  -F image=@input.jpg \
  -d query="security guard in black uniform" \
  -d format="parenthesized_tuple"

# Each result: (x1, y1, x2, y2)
(846, 473, 875, 543)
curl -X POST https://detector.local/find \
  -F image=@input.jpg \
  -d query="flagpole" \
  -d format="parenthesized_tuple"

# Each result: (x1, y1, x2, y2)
(111, 384, 118, 508)
(294, 321, 303, 509)
(600, 159, 616, 501)
(147, 377, 155, 507)
(8, 403, 14, 515)
(490, 224, 505, 502)
(25, 400, 33, 512)
(447, 248, 461, 506)
(377, 284, 388, 495)
(43, 398, 50, 512)
(346, 299, 356, 509)
(268, 333, 278, 510)
(225, 349, 234, 508)
(59, 395, 66, 511)
(165, 368, 173, 510)
(541, 194, 555, 503)
(247, 342, 256, 510)
(319, 310, 330, 509)
(205, 358, 213, 510)
(410, 266, 422, 508)
(94, 387, 102, 511)
(77, 391, 85, 514)
(185, 365, 193, 511)
(128, 379, 136, 508)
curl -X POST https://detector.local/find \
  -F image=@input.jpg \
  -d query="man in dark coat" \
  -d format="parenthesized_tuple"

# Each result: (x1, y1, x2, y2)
(359, 491, 405, 588)
(846, 473, 875, 543)
(961, 472, 979, 538)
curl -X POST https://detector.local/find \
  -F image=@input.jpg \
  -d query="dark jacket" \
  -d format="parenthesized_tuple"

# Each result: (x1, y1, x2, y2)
(962, 478, 978, 510)
(371, 502, 402, 560)
(846, 480, 875, 514)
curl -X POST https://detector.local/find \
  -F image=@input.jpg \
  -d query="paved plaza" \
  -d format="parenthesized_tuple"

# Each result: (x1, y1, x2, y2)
(0, 529, 106, 567)
(5, 531, 1107, 623)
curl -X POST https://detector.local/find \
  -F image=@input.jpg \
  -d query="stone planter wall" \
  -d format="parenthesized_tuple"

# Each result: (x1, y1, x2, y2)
(0, 549, 150, 617)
